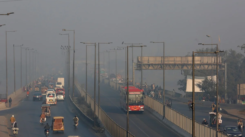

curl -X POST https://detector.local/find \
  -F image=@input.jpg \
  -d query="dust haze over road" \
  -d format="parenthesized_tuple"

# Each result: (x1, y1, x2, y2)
(1, 0, 245, 95)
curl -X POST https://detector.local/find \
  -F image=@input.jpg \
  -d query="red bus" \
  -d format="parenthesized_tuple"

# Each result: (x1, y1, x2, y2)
(120, 86, 144, 112)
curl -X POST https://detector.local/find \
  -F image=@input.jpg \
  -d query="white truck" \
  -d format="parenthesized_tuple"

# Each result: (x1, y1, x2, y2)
(57, 77, 65, 88)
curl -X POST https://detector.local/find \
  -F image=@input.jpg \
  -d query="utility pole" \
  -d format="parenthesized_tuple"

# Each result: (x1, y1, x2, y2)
(192, 51, 195, 137)
(198, 43, 223, 137)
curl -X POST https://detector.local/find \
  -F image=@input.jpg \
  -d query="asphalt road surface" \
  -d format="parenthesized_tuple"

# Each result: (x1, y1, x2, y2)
(78, 77, 183, 137)
(0, 91, 105, 137)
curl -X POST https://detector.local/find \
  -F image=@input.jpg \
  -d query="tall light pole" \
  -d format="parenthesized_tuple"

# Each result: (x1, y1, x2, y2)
(29, 48, 34, 88)
(198, 43, 223, 137)
(128, 45, 147, 89)
(0, 12, 14, 15)
(20, 45, 24, 91)
(150, 41, 165, 119)
(110, 47, 124, 91)
(206, 35, 213, 48)
(24, 47, 29, 87)
(81, 42, 97, 127)
(5, 30, 16, 102)
(106, 50, 111, 79)
(13, 44, 23, 93)
(98, 42, 112, 117)
(62, 29, 75, 98)
(126, 46, 129, 137)
(59, 33, 70, 96)
(122, 42, 142, 86)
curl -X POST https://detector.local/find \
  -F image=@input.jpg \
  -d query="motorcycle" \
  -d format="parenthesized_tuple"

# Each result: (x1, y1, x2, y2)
(45, 130, 49, 137)
(12, 127, 19, 135)
(74, 121, 78, 128)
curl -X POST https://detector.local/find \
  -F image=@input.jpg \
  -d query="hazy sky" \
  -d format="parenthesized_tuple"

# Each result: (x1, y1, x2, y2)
(1, 0, 245, 93)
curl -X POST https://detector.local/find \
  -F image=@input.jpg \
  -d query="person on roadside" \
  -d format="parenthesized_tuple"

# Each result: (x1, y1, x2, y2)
(9, 97, 12, 108)
(10, 115, 16, 124)
(238, 119, 243, 129)
(202, 118, 208, 125)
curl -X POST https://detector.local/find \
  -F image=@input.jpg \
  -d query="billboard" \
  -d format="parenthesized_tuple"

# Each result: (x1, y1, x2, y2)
(185, 75, 216, 92)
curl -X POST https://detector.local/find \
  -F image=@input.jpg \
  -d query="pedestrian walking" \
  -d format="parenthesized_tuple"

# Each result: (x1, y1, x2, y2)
(9, 97, 12, 108)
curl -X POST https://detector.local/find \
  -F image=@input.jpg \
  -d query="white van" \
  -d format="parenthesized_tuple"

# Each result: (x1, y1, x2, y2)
(56, 82, 62, 88)
(46, 91, 57, 105)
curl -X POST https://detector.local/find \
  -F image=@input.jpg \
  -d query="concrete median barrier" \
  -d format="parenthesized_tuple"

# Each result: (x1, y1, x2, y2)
(0, 116, 9, 137)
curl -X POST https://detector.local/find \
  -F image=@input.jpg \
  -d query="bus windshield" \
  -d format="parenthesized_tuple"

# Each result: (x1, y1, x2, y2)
(128, 94, 144, 105)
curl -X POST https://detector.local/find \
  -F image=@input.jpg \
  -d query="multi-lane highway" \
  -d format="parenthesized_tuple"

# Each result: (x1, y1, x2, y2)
(77, 77, 183, 137)
(0, 91, 106, 137)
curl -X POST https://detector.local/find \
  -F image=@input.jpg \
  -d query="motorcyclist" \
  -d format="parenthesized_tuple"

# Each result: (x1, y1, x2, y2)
(10, 115, 16, 124)
(73, 115, 79, 125)
(26, 90, 30, 96)
(12, 121, 18, 128)
(211, 102, 216, 112)
(44, 123, 50, 134)
(40, 112, 46, 123)
(202, 118, 208, 125)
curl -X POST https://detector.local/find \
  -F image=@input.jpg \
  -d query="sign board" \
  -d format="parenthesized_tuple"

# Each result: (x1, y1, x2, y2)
(237, 84, 245, 95)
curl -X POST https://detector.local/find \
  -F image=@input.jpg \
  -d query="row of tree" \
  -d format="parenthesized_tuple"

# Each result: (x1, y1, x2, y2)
(177, 47, 245, 100)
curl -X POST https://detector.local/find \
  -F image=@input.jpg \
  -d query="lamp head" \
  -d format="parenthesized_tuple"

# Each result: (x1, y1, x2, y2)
(62, 29, 66, 31)
(198, 43, 203, 45)
(206, 35, 210, 37)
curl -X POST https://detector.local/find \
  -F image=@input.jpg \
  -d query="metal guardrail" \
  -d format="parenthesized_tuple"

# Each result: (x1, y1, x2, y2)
(145, 96, 228, 137)
(74, 79, 135, 137)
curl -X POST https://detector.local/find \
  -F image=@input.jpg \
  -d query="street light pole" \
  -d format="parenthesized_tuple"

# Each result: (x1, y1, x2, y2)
(13, 45, 23, 93)
(0, 12, 14, 15)
(122, 42, 142, 86)
(126, 46, 129, 137)
(81, 42, 97, 127)
(106, 50, 110, 78)
(25, 47, 29, 87)
(20, 45, 23, 91)
(150, 41, 165, 118)
(5, 30, 16, 103)
(59, 33, 70, 96)
(62, 29, 75, 99)
(98, 42, 112, 117)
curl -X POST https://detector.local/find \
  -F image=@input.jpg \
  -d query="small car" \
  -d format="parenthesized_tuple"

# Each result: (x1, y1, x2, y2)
(223, 126, 242, 137)
(33, 93, 43, 101)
